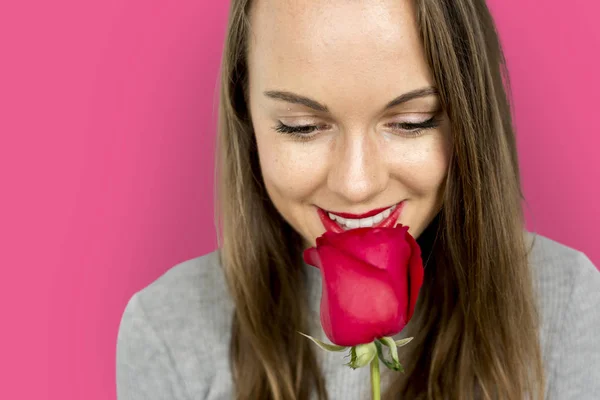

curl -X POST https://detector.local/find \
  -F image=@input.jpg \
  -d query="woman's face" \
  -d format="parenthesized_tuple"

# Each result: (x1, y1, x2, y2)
(247, 0, 451, 248)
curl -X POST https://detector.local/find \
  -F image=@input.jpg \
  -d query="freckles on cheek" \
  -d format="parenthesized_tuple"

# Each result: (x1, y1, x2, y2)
(390, 142, 449, 193)
(260, 147, 324, 200)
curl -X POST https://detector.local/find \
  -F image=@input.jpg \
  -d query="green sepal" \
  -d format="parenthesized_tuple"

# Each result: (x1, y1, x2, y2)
(344, 342, 377, 370)
(297, 331, 348, 352)
(374, 340, 405, 373)
(378, 337, 400, 365)
(394, 337, 413, 347)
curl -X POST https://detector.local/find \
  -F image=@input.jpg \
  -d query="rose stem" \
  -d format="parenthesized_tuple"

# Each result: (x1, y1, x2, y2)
(370, 355, 381, 400)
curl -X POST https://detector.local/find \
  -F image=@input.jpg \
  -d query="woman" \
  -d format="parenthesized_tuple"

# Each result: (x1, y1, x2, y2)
(116, 0, 600, 399)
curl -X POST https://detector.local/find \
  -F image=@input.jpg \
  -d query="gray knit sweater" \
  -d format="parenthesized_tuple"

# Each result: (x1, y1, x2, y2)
(116, 233, 600, 399)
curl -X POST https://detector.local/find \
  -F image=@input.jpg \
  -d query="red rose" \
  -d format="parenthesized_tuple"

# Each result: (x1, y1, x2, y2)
(303, 225, 424, 347)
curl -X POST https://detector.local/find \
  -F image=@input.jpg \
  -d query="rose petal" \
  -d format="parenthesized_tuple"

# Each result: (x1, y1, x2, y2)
(317, 244, 407, 346)
(319, 226, 412, 272)
(405, 229, 424, 321)
(305, 224, 425, 346)
(303, 247, 322, 269)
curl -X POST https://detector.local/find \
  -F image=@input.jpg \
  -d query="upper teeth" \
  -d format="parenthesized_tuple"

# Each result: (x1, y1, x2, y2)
(328, 204, 396, 229)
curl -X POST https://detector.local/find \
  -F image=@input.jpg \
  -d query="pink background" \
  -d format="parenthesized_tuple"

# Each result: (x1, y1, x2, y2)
(0, 0, 598, 399)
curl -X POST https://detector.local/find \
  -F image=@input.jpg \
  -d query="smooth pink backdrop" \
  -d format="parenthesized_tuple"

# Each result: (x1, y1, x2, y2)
(1, 1, 598, 399)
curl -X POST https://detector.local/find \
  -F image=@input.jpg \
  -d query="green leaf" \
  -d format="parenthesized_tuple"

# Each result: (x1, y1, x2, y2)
(297, 332, 348, 352)
(394, 337, 414, 347)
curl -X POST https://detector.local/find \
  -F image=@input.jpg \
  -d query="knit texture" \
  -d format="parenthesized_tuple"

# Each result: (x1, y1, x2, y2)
(116, 232, 600, 399)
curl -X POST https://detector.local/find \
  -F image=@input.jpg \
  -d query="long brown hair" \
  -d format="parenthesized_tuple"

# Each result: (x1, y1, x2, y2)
(214, 0, 546, 399)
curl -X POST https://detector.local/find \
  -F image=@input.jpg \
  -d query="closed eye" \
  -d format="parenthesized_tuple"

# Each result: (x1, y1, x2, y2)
(274, 123, 324, 134)
(273, 115, 441, 140)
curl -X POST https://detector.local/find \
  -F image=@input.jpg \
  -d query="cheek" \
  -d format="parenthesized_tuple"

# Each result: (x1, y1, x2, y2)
(386, 136, 450, 195)
(255, 133, 328, 202)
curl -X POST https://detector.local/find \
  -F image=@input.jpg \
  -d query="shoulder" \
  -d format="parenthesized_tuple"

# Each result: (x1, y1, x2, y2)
(116, 249, 234, 399)
(525, 231, 599, 320)
(525, 232, 600, 398)
(525, 231, 599, 301)
(128, 249, 232, 326)
(123, 249, 233, 346)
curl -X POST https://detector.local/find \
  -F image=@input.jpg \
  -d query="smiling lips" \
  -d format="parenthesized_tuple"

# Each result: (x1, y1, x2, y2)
(318, 202, 405, 233)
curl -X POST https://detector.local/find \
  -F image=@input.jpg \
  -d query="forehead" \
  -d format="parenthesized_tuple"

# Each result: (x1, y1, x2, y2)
(247, 0, 434, 113)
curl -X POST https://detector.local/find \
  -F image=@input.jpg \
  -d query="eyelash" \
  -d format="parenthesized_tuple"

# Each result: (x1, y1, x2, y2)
(273, 116, 441, 141)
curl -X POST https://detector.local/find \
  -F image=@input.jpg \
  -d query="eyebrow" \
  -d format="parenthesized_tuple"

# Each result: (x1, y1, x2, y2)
(263, 87, 438, 113)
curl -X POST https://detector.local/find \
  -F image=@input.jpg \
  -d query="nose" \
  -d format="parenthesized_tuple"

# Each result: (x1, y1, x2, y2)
(327, 131, 388, 204)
